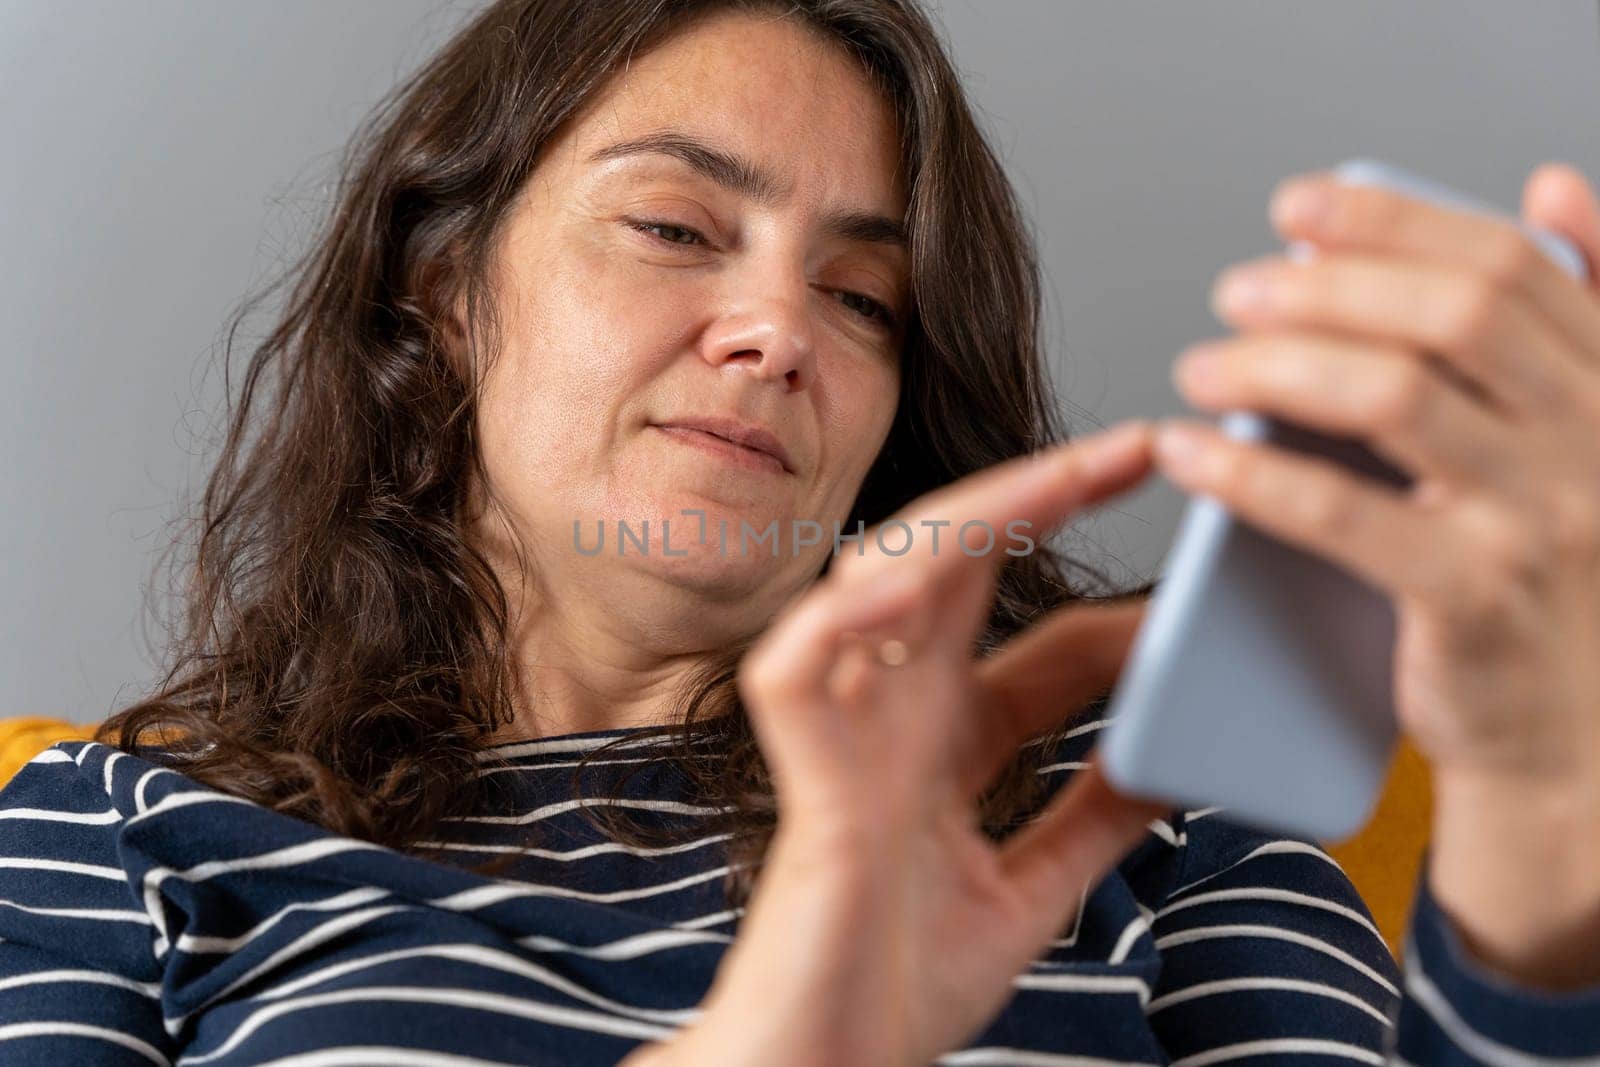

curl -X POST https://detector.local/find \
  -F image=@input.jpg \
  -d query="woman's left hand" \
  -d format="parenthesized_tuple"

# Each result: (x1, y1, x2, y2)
(1151, 161, 1600, 990)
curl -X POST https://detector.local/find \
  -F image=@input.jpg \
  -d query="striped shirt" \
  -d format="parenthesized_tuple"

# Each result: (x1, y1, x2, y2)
(0, 713, 1596, 1066)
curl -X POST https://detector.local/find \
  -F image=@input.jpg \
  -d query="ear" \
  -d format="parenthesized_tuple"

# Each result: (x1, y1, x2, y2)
(439, 288, 472, 382)
(418, 242, 472, 382)
(1521, 161, 1600, 290)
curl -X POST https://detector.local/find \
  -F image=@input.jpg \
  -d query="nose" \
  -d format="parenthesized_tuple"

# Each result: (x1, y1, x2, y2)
(700, 275, 816, 391)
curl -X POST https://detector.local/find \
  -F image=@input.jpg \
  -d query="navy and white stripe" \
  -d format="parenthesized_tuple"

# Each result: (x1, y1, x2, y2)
(0, 718, 1595, 1065)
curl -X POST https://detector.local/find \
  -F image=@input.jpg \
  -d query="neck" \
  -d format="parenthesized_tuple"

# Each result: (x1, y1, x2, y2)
(461, 486, 817, 743)
(486, 563, 791, 743)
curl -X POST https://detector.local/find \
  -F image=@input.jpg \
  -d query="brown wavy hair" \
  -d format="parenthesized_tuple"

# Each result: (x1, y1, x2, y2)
(97, 0, 1154, 907)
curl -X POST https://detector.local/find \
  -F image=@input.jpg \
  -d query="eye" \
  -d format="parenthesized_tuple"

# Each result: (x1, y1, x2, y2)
(837, 290, 897, 330)
(629, 217, 898, 330)
(628, 218, 706, 247)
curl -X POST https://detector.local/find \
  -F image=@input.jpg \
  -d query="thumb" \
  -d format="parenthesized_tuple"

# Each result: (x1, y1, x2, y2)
(1521, 161, 1600, 287)
(997, 758, 1171, 951)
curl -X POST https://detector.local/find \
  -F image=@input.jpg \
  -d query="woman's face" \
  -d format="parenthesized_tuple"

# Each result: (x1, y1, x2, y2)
(469, 10, 908, 624)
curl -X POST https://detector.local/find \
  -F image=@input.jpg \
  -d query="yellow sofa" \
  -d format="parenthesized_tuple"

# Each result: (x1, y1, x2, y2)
(0, 716, 1430, 957)
(0, 717, 102, 782)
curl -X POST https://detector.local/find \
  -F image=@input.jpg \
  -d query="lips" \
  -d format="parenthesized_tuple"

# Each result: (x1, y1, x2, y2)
(652, 416, 793, 473)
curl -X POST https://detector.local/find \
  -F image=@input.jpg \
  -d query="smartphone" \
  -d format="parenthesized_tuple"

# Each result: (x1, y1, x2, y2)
(1098, 159, 1589, 842)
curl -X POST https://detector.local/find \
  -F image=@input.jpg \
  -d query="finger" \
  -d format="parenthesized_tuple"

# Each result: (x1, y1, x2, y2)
(1171, 330, 1531, 497)
(964, 597, 1148, 796)
(1152, 418, 1458, 606)
(739, 570, 927, 789)
(1272, 169, 1600, 364)
(997, 757, 1172, 950)
(836, 420, 1157, 606)
(1522, 162, 1600, 297)
(824, 420, 1155, 673)
(745, 422, 1153, 798)
(834, 522, 1003, 677)
(1210, 250, 1587, 419)
(746, 564, 926, 704)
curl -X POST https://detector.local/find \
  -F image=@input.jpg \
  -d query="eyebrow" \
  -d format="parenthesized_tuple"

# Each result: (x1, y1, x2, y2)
(588, 130, 909, 251)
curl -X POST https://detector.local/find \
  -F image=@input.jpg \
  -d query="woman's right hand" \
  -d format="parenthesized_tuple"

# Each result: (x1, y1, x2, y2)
(629, 420, 1174, 1067)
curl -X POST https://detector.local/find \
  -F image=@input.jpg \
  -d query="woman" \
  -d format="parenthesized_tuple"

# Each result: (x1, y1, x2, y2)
(1, 0, 1596, 1063)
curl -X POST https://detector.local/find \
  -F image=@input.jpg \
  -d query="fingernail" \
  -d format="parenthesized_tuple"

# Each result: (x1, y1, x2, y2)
(1271, 177, 1333, 230)
(1174, 343, 1225, 388)
(1213, 265, 1272, 315)
(1084, 421, 1152, 469)
(1033, 421, 1150, 478)
(1095, 420, 1152, 450)
(1154, 421, 1214, 479)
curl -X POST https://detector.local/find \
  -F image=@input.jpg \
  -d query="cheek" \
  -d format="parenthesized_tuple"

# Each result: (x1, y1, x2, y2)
(814, 358, 899, 506)
(476, 246, 691, 515)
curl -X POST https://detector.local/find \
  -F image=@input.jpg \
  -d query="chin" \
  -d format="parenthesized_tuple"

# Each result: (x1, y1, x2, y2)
(572, 469, 821, 579)
(663, 542, 775, 578)
(629, 542, 791, 604)
(630, 485, 791, 550)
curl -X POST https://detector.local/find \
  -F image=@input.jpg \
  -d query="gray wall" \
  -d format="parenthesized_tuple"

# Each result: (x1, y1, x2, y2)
(4, 1, 1597, 722)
